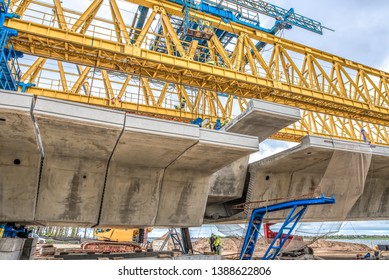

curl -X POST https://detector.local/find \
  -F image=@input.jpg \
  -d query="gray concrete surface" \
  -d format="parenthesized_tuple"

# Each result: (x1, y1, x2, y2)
(0, 93, 259, 227)
(33, 97, 125, 226)
(224, 99, 300, 142)
(155, 129, 258, 227)
(0, 91, 41, 223)
(245, 136, 389, 222)
(99, 115, 200, 227)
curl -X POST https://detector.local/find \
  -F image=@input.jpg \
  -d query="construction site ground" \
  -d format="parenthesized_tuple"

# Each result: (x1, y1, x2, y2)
(33, 238, 389, 260)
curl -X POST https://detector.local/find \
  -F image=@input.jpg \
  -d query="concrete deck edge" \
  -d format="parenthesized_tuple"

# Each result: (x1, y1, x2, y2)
(33, 97, 125, 128)
(125, 114, 199, 139)
(224, 99, 301, 131)
(0, 90, 34, 112)
(304, 135, 374, 154)
(199, 129, 259, 150)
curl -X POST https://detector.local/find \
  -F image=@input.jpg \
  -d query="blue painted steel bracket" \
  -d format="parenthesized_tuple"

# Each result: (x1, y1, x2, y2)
(240, 195, 335, 260)
(0, 0, 24, 91)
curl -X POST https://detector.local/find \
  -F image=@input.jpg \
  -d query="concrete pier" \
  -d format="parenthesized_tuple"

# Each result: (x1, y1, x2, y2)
(0, 91, 41, 223)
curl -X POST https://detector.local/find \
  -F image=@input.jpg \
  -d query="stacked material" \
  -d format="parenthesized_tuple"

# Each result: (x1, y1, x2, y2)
(0, 238, 25, 260)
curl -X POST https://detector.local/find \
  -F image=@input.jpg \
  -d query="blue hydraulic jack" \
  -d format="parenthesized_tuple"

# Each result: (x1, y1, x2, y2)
(240, 195, 335, 260)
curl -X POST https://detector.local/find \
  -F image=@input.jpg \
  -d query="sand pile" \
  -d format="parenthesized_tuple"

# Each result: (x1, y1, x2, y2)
(310, 239, 371, 252)
(192, 237, 372, 255)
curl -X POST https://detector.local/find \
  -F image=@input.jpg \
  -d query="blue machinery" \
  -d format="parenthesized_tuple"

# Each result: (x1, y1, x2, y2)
(0, 0, 21, 91)
(173, 0, 332, 48)
(240, 195, 336, 260)
(160, 228, 192, 254)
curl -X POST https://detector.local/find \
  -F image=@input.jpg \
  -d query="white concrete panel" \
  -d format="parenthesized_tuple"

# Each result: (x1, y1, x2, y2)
(224, 99, 300, 142)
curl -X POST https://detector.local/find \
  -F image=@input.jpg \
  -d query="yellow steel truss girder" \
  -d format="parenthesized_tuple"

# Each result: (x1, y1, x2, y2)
(22, 85, 389, 145)
(17, 56, 388, 145)
(125, 0, 388, 77)
(6, 16, 389, 126)
(24, 86, 210, 121)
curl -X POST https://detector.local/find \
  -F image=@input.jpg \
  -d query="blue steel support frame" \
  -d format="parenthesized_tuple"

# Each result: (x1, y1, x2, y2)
(0, 0, 26, 91)
(240, 195, 335, 260)
(132, 6, 149, 43)
(169, 228, 187, 254)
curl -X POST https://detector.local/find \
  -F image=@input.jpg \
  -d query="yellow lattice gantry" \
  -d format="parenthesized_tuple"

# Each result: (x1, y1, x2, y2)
(3, 0, 389, 144)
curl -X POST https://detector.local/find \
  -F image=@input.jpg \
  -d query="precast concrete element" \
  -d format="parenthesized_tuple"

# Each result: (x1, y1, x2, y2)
(1, 95, 260, 227)
(99, 115, 200, 228)
(155, 130, 258, 227)
(203, 100, 300, 222)
(348, 144, 389, 220)
(224, 99, 300, 142)
(247, 136, 389, 221)
(207, 156, 250, 204)
(0, 91, 41, 223)
(33, 97, 125, 226)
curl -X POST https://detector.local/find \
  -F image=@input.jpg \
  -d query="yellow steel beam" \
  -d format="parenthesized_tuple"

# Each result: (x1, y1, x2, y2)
(14, 0, 32, 16)
(134, 8, 157, 47)
(57, 61, 68, 91)
(53, 0, 68, 30)
(71, 0, 103, 33)
(101, 70, 115, 100)
(20, 57, 46, 83)
(7, 16, 389, 126)
(141, 78, 157, 106)
(109, 0, 131, 45)
(117, 75, 132, 101)
(72, 66, 91, 93)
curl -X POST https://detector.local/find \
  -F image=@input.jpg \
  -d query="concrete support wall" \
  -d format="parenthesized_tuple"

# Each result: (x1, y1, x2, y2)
(33, 98, 125, 226)
(0, 92, 41, 223)
(99, 115, 199, 227)
(207, 156, 250, 203)
(0, 93, 258, 227)
(247, 136, 389, 222)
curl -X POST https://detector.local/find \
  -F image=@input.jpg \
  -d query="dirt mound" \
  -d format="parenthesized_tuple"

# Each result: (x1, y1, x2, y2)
(310, 239, 371, 252)
(193, 237, 371, 255)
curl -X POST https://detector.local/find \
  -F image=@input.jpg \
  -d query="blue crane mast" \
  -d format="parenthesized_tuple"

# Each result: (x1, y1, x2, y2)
(0, 0, 22, 91)
(169, 0, 332, 50)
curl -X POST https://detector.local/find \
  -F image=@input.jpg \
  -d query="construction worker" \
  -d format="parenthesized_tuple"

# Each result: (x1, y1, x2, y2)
(180, 97, 186, 109)
(221, 118, 230, 127)
(214, 235, 222, 255)
(214, 119, 222, 130)
(209, 233, 216, 253)
(174, 97, 186, 110)
(190, 117, 203, 127)
(206, 56, 216, 65)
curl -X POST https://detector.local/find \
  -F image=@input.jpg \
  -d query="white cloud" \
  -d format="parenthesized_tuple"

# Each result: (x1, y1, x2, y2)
(249, 139, 298, 163)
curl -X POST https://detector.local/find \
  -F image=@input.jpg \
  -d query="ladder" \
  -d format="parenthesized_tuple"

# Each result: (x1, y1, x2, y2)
(159, 228, 192, 254)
